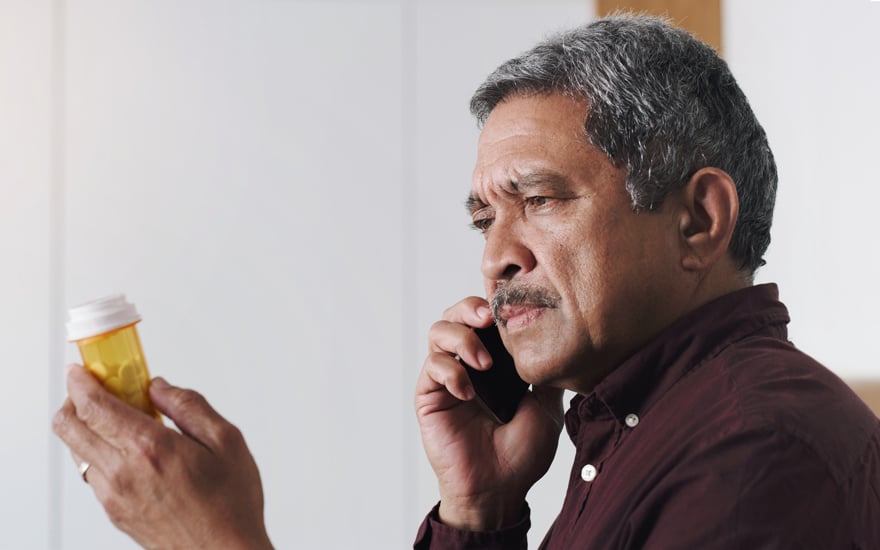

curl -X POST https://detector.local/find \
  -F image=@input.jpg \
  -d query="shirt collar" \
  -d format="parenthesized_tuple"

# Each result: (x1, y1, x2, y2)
(566, 284, 790, 439)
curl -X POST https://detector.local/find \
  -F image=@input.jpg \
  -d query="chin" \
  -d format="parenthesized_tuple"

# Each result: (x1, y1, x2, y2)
(513, 338, 603, 392)
(511, 348, 572, 387)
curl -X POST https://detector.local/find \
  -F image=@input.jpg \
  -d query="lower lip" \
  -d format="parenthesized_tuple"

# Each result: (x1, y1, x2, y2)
(504, 307, 547, 331)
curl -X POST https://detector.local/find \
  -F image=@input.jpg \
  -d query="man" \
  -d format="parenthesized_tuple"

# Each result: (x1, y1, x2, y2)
(413, 14, 880, 549)
(52, 14, 879, 550)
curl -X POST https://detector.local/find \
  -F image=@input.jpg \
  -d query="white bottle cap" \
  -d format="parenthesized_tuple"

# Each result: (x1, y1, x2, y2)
(66, 294, 142, 341)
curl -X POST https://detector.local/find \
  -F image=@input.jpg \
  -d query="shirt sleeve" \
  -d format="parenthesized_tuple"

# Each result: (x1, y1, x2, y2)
(413, 502, 531, 550)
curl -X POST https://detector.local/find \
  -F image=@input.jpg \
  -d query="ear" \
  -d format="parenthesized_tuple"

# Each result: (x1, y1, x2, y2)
(677, 168, 739, 272)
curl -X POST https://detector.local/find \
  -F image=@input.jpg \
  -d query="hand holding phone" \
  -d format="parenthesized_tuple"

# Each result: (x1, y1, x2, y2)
(460, 325, 529, 423)
(415, 300, 564, 531)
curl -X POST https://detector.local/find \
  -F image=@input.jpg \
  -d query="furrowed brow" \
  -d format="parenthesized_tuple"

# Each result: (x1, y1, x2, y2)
(465, 194, 487, 216)
(510, 171, 570, 194)
(464, 172, 569, 215)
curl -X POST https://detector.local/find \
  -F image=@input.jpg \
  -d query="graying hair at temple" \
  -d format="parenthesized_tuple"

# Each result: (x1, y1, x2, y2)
(469, 14, 778, 273)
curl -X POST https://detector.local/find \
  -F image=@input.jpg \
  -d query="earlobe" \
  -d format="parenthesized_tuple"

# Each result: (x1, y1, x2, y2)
(679, 168, 739, 271)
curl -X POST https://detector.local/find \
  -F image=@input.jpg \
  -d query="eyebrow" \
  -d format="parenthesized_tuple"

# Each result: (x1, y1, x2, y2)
(465, 195, 486, 216)
(464, 171, 571, 216)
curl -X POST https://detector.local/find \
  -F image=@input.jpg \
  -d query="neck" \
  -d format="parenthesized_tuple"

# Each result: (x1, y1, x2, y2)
(688, 257, 752, 314)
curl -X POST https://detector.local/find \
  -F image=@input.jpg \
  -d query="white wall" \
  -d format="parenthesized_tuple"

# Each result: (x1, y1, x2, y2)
(2, 0, 878, 548)
(59, 2, 407, 548)
(725, 0, 880, 380)
(0, 1, 53, 548)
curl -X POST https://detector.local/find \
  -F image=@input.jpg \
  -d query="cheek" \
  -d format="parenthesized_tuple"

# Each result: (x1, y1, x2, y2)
(632, 215, 681, 275)
(557, 222, 648, 316)
(545, 237, 606, 320)
(535, 210, 638, 304)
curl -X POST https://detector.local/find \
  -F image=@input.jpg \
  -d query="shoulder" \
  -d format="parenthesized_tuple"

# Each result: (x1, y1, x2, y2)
(632, 338, 880, 546)
(713, 335, 876, 476)
(648, 333, 877, 489)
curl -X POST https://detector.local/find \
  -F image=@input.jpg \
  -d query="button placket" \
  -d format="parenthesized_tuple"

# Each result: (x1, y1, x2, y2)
(558, 396, 620, 539)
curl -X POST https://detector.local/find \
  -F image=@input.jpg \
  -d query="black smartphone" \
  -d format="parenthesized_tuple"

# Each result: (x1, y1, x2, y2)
(460, 325, 529, 424)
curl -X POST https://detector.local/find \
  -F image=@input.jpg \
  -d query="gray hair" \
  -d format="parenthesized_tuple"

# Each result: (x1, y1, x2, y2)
(470, 14, 777, 273)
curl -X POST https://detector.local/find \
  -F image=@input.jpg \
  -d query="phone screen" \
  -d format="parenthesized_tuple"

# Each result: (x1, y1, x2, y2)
(461, 325, 529, 423)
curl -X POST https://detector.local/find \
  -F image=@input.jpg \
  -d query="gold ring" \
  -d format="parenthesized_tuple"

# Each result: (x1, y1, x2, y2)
(78, 461, 91, 484)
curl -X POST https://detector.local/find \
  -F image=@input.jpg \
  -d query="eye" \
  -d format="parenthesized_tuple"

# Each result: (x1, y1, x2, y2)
(525, 196, 552, 208)
(471, 217, 494, 233)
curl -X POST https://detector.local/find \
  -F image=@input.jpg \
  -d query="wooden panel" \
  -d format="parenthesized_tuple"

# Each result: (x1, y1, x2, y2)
(596, 0, 722, 54)
(851, 381, 880, 418)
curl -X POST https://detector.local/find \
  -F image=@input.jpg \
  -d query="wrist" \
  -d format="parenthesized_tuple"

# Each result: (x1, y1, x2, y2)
(219, 524, 274, 550)
(437, 494, 527, 531)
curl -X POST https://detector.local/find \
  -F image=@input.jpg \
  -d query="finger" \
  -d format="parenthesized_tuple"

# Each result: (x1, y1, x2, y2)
(441, 296, 494, 327)
(416, 352, 475, 403)
(52, 397, 119, 468)
(65, 364, 157, 451)
(70, 452, 123, 522)
(149, 377, 236, 453)
(69, 450, 100, 485)
(428, 320, 491, 370)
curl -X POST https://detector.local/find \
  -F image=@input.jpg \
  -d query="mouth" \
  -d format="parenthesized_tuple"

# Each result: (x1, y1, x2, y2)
(490, 284, 560, 331)
(496, 304, 549, 331)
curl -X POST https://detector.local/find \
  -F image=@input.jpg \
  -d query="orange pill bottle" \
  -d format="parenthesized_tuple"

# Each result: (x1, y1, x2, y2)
(66, 295, 161, 421)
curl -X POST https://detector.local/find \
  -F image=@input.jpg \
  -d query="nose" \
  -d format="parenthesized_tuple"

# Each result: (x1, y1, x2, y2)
(480, 220, 536, 282)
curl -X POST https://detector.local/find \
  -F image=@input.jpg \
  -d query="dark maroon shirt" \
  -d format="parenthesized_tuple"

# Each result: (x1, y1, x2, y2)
(415, 284, 880, 549)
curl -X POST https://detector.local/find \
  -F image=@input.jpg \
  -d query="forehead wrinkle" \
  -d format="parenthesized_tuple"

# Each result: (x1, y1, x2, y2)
(467, 167, 572, 216)
(510, 169, 570, 193)
(466, 168, 514, 215)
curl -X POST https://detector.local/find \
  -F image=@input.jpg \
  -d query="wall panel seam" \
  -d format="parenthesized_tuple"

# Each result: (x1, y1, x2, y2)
(400, 0, 419, 539)
(48, 0, 67, 548)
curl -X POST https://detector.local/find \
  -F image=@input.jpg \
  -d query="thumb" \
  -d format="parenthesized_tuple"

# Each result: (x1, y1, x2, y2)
(150, 377, 230, 451)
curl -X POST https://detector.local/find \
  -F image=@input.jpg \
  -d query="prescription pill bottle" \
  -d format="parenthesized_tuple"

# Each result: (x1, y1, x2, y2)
(66, 294, 161, 421)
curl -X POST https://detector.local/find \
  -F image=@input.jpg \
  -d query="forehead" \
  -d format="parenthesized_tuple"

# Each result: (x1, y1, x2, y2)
(477, 93, 588, 150)
(472, 93, 610, 195)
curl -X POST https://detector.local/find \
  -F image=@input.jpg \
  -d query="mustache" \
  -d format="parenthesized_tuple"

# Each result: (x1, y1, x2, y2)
(490, 284, 560, 327)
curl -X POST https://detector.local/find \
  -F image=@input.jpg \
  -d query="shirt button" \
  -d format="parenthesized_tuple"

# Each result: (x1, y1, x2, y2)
(625, 413, 640, 428)
(581, 464, 597, 482)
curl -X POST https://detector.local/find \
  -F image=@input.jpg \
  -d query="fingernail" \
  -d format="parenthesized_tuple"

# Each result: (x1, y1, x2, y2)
(151, 377, 169, 389)
(477, 350, 492, 369)
(463, 385, 476, 400)
(477, 306, 491, 319)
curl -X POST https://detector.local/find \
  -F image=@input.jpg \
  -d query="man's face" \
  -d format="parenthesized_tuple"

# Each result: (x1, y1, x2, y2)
(469, 93, 687, 394)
